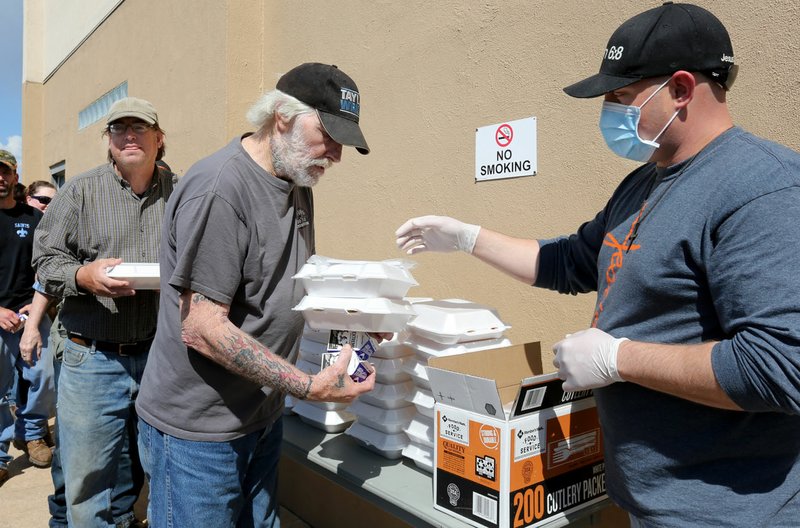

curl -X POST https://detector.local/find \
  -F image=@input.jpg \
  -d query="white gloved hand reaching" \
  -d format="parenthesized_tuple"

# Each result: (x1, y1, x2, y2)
(395, 215, 481, 255)
(552, 328, 628, 391)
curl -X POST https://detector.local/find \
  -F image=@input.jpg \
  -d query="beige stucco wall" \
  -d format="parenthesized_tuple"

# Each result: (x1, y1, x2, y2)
(22, 0, 229, 179)
(41, 0, 123, 81)
(22, 0, 800, 363)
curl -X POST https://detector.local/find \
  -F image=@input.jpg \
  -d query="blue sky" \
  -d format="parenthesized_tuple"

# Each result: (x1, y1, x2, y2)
(0, 0, 23, 171)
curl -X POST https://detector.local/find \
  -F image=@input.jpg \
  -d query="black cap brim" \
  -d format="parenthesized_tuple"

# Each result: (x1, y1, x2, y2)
(318, 110, 370, 155)
(563, 72, 644, 98)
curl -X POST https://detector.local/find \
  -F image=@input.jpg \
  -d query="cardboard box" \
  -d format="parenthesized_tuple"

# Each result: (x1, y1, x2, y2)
(427, 342, 608, 528)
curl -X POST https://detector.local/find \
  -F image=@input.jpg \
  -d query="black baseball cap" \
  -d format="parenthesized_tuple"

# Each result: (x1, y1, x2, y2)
(564, 2, 737, 98)
(277, 63, 370, 155)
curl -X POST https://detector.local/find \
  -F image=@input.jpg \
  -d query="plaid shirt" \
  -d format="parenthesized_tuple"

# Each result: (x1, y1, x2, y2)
(33, 163, 174, 342)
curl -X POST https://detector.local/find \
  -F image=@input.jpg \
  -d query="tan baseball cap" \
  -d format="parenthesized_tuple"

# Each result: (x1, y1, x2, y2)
(106, 97, 159, 125)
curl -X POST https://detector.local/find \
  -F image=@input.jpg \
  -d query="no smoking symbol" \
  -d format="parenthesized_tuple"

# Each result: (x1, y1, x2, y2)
(495, 124, 513, 147)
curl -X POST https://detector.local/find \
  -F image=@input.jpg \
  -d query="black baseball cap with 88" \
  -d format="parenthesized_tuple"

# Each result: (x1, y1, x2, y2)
(277, 62, 370, 155)
(563, 2, 737, 98)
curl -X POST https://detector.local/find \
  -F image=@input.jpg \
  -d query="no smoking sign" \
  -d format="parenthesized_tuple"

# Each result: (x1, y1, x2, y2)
(475, 117, 537, 182)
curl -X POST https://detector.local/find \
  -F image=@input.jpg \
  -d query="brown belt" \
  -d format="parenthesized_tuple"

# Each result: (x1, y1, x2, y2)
(68, 335, 153, 356)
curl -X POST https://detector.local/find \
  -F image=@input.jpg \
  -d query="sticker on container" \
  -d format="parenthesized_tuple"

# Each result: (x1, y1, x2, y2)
(513, 422, 546, 462)
(327, 330, 373, 351)
(438, 409, 470, 446)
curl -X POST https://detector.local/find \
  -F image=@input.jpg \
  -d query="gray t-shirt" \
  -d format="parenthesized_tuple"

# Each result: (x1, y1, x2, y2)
(137, 135, 314, 441)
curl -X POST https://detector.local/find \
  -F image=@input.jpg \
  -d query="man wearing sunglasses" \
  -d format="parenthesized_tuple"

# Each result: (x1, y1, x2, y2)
(0, 149, 57, 487)
(396, 3, 800, 527)
(33, 97, 174, 527)
(136, 63, 376, 527)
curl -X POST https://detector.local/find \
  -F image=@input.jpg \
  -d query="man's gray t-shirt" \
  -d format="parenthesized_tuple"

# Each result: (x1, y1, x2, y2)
(137, 135, 314, 441)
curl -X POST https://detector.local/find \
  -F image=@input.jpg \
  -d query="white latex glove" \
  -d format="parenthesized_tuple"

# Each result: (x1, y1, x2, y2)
(395, 215, 481, 255)
(552, 328, 629, 391)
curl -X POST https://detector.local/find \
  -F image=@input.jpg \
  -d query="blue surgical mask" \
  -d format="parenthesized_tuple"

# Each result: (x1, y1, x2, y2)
(599, 78, 680, 162)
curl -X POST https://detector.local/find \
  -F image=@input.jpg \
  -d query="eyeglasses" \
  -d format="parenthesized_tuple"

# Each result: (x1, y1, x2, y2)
(30, 195, 52, 205)
(108, 123, 153, 135)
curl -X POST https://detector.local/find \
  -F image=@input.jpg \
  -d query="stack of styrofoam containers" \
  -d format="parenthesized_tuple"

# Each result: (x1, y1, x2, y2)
(286, 324, 357, 432)
(401, 299, 512, 473)
(344, 331, 417, 459)
(291, 256, 419, 441)
(284, 324, 330, 417)
(292, 256, 418, 334)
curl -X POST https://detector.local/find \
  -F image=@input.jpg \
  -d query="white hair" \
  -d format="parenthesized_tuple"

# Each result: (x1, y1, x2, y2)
(246, 90, 314, 133)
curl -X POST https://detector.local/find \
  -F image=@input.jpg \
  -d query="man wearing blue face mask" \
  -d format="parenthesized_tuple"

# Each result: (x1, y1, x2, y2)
(395, 3, 800, 527)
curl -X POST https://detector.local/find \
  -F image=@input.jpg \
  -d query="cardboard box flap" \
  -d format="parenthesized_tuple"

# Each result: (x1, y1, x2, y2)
(427, 342, 542, 382)
(427, 342, 543, 419)
(427, 369, 505, 418)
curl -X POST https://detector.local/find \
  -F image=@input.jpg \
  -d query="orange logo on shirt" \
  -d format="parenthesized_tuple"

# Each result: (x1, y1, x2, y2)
(591, 203, 646, 327)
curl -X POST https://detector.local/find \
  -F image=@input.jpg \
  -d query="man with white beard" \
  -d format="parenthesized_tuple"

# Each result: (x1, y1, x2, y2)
(136, 63, 375, 527)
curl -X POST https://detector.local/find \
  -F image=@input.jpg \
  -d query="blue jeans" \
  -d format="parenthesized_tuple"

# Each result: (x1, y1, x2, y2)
(5, 368, 18, 407)
(0, 318, 56, 469)
(49, 348, 141, 528)
(138, 416, 283, 528)
(58, 338, 147, 527)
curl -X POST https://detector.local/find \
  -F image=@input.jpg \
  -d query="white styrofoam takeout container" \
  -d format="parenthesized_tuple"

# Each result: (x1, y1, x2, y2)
(292, 400, 354, 433)
(347, 400, 416, 434)
(402, 441, 433, 473)
(403, 414, 435, 447)
(370, 357, 411, 385)
(403, 357, 431, 389)
(372, 331, 415, 359)
(298, 338, 328, 364)
(301, 324, 330, 344)
(105, 263, 160, 290)
(345, 422, 408, 460)
(304, 399, 350, 412)
(408, 387, 435, 418)
(358, 380, 415, 410)
(293, 296, 416, 333)
(293, 256, 418, 299)
(405, 299, 510, 345)
(406, 334, 513, 361)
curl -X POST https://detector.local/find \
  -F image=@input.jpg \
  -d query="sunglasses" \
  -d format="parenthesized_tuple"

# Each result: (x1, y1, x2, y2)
(702, 64, 739, 91)
(31, 195, 52, 205)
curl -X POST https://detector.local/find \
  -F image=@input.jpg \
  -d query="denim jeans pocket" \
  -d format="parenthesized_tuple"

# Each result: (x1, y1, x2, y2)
(63, 340, 90, 367)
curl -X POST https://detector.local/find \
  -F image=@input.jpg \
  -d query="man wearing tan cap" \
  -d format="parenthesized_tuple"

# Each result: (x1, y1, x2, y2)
(0, 149, 56, 487)
(33, 97, 174, 527)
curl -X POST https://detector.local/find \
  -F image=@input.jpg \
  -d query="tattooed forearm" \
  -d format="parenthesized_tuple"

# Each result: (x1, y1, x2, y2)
(180, 289, 313, 398)
(299, 376, 313, 400)
(217, 331, 314, 399)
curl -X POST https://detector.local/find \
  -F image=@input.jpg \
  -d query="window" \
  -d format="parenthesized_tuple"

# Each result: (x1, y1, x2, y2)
(78, 81, 128, 130)
(50, 161, 65, 188)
